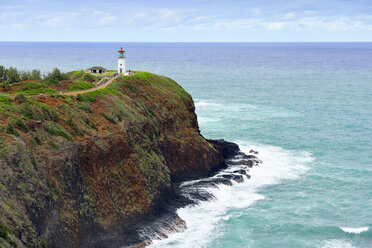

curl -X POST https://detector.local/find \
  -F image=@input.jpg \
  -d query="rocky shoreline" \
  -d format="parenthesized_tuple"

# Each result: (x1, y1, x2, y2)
(122, 140, 262, 248)
(0, 72, 261, 248)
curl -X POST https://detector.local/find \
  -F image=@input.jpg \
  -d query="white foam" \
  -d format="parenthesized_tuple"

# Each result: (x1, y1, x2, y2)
(340, 227, 369, 234)
(197, 116, 221, 124)
(194, 99, 300, 122)
(149, 142, 313, 248)
(322, 239, 358, 248)
(195, 100, 220, 108)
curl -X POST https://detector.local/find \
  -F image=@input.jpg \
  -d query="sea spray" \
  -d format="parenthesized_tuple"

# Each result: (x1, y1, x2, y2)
(340, 227, 369, 234)
(149, 142, 313, 248)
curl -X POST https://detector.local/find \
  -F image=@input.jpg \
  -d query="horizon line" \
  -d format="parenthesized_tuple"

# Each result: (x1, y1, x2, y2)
(1, 41, 372, 43)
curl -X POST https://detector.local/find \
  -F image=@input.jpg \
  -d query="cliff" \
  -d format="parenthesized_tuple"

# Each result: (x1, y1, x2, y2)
(0, 72, 238, 247)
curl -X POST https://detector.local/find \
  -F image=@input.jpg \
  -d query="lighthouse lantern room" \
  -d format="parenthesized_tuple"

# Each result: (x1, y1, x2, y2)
(118, 47, 126, 75)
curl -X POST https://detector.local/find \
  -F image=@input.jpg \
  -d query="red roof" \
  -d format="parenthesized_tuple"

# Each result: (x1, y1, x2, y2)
(118, 47, 125, 52)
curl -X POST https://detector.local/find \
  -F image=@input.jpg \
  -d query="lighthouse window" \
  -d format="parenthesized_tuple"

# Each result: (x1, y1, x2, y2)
(120, 64, 122, 66)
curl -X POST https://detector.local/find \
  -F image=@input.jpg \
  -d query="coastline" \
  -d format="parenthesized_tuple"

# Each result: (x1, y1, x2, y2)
(125, 144, 263, 248)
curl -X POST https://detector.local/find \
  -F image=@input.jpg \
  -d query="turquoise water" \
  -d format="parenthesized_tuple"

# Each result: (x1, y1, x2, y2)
(1, 42, 372, 247)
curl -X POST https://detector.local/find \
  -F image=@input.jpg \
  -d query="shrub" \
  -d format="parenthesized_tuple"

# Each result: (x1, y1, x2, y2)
(45, 68, 67, 81)
(18, 81, 45, 91)
(40, 238, 47, 248)
(78, 102, 92, 113)
(0, 221, 16, 248)
(0, 80, 11, 88)
(14, 93, 27, 103)
(40, 105, 59, 122)
(77, 93, 95, 103)
(6, 66, 21, 83)
(43, 122, 73, 141)
(10, 117, 29, 133)
(124, 83, 138, 94)
(101, 112, 117, 124)
(5, 122, 19, 136)
(18, 102, 44, 120)
(68, 70, 84, 80)
(17, 102, 59, 121)
(65, 117, 83, 136)
(33, 134, 43, 145)
(43, 78, 61, 86)
(48, 140, 60, 150)
(81, 73, 96, 83)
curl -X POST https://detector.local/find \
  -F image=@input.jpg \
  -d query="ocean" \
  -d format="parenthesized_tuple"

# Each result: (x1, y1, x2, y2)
(1, 42, 371, 248)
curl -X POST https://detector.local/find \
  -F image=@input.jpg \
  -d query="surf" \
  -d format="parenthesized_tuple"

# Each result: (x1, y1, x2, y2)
(148, 142, 313, 248)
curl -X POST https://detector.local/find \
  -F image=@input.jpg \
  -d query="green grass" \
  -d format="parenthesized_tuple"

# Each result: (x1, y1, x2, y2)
(68, 81, 94, 91)
(0, 95, 12, 105)
(132, 71, 153, 83)
(67, 70, 84, 79)
(17, 102, 59, 122)
(0, 92, 10, 96)
(102, 70, 117, 76)
(16, 81, 45, 91)
(14, 81, 56, 95)
(77, 86, 117, 103)
(16, 87, 56, 95)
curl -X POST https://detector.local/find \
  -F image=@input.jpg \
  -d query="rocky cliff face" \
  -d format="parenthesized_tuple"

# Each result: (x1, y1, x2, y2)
(0, 72, 238, 247)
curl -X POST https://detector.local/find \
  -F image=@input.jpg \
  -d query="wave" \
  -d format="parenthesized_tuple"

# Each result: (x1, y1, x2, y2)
(197, 116, 221, 124)
(340, 227, 369, 234)
(148, 142, 313, 248)
(194, 100, 221, 108)
(322, 239, 358, 248)
(194, 99, 300, 122)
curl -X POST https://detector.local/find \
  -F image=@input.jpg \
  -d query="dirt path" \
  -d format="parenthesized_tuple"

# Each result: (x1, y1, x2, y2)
(8, 75, 120, 99)
(62, 75, 118, 96)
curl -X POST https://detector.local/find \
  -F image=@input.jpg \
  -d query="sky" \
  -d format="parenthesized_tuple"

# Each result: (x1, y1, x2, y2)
(0, 0, 372, 42)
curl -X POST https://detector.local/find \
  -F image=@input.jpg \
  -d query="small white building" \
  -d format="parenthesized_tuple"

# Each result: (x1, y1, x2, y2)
(118, 47, 128, 75)
(88, 66, 106, 74)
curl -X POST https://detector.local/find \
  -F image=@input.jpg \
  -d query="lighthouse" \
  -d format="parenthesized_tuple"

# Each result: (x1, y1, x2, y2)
(118, 46, 126, 74)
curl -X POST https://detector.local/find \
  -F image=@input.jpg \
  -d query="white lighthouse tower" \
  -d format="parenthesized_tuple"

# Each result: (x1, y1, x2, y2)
(118, 46, 126, 75)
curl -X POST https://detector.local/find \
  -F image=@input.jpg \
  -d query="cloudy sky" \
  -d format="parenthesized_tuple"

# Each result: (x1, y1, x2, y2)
(0, 0, 371, 42)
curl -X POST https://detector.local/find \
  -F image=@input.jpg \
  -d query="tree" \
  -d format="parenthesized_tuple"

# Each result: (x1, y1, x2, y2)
(20, 71, 31, 81)
(31, 69, 41, 80)
(6, 67, 21, 83)
(45, 68, 67, 81)
(0, 65, 5, 81)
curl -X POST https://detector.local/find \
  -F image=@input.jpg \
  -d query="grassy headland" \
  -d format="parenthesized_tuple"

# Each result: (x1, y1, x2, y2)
(0, 66, 227, 247)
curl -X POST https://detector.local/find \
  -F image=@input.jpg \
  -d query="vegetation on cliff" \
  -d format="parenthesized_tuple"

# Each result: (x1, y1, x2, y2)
(0, 66, 104, 96)
(0, 70, 227, 247)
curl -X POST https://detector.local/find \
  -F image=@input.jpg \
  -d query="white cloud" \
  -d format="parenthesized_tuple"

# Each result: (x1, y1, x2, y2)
(250, 8, 261, 15)
(92, 10, 103, 16)
(128, 8, 195, 26)
(282, 12, 295, 20)
(267, 22, 285, 30)
(0, 11, 23, 21)
(92, 10, 117, 26)
(289, 16, 372, 31)
(43, 13, 79, 27)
